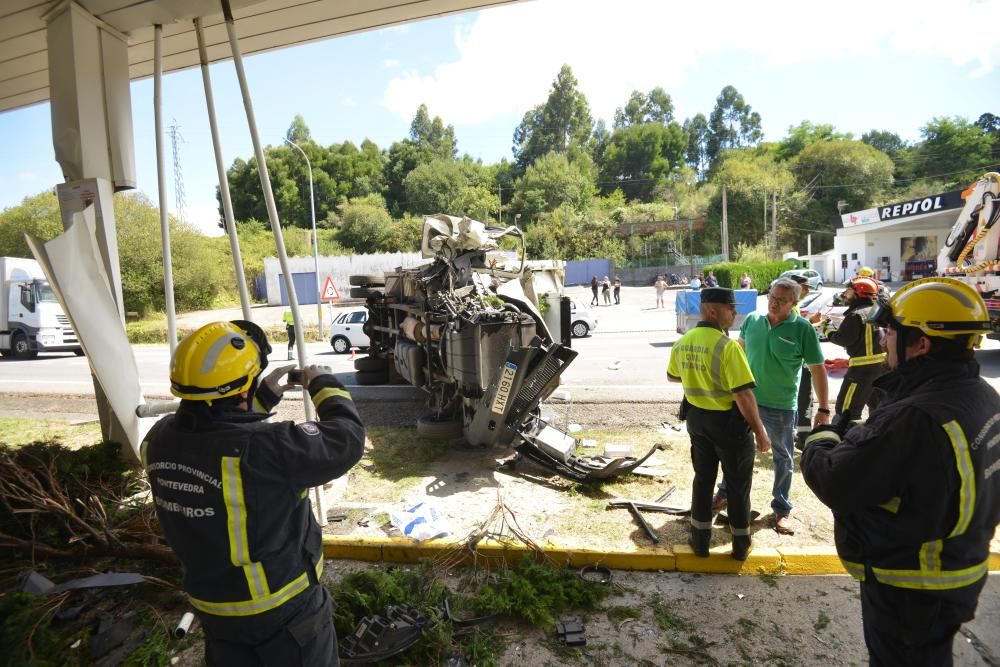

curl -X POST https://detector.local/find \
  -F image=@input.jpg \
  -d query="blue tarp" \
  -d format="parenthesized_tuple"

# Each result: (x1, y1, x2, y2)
(676, 289, 758, 315)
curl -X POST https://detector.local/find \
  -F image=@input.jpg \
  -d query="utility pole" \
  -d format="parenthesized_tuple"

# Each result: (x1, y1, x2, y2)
(771, 190, 778, 260)
(498, 185, 502, 224)
(762, 189, 768, 259)
(721, 183, 729, 261)
(807, 233, 813, 257)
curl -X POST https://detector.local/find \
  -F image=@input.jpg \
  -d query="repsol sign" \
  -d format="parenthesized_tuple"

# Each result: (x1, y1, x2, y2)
(879, 190, 963, 221)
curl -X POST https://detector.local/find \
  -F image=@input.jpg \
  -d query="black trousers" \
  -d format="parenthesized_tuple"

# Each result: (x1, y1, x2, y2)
(796, 365, 813, 429)
(860, 576, 977, 667)
(835, 364, 883, 421)
(613, 286, 620, 304)
(286, 325, 295, 352)
(590, 287, 599, 305)
(201, 585, 338, 666)
(686, 405, 755, 539)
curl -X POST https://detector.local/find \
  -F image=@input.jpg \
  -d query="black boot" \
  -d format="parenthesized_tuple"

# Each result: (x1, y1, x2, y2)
(688, 529, 710, 558)
(732, 535, 752, 561)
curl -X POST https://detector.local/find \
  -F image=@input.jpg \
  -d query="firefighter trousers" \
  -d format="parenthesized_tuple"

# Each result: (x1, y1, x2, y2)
(835, 364, 882, 422)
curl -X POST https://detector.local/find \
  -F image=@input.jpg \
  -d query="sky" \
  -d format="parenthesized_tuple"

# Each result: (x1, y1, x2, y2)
(1, 0, 998, 236)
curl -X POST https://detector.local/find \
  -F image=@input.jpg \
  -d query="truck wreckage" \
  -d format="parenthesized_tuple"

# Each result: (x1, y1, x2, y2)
(350, 215, 660, 482)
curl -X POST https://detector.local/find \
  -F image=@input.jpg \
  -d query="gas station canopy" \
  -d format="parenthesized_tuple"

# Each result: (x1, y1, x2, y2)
(0, 0, 518, 114)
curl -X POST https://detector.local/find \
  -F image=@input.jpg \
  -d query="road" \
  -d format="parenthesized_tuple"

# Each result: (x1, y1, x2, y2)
(5, 286, 1000, 405)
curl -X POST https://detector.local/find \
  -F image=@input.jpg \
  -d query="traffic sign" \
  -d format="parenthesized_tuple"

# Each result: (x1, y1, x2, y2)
(320, 276, 340, 301)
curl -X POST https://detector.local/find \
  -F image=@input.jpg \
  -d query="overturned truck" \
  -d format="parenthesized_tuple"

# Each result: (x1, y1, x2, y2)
(350, 215, 659, 482)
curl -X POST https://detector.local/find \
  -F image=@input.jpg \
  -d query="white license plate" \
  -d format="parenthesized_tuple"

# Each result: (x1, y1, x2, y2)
(491, 362, 518, 415)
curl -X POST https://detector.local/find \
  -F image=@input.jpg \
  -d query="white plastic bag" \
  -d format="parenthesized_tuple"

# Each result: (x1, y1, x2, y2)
(389, 503, 450, 542)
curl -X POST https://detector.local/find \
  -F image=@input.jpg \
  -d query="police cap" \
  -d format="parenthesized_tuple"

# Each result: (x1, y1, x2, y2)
(701, 287, 736, 305)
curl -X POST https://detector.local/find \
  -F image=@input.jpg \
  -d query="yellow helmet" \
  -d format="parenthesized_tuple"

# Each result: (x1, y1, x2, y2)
(170, 321, 270, 401)
(857, 266, 875, 277)
(873, 277, 991, 346)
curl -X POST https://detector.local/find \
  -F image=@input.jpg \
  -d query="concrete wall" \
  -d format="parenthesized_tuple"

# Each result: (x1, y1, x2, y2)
(263, 252, 424, 306)
(834, 226, 952, 282)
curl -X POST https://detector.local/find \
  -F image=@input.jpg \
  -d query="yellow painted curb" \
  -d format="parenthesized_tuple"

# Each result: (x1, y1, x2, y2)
(323, 536, 1000, 575)
(779, 547, 848, 575)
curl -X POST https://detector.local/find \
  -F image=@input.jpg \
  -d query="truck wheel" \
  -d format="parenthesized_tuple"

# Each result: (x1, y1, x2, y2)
(416, 414, 464, 440)
(349, 274, 386, 287)
(354, 356, 387, 372)
(350, 287, 383, 299)
(355, 369, 388, 385)
(12, 332, 37, 360)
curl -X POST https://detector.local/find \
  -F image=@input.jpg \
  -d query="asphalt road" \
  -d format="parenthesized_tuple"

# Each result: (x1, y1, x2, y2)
(4, 286, 1000, 405)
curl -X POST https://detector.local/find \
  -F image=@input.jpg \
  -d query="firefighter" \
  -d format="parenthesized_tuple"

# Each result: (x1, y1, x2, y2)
(668, 287, 771, 560)
(142, 320, 365, 665)
(823, 276, 886, 421)
(801, 277, 1000, 665)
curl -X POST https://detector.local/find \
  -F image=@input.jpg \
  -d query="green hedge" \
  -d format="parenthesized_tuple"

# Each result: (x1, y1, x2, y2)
(703, 260, 796, 294)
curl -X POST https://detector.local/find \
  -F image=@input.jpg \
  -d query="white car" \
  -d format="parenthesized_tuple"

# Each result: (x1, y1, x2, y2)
(329, 307, 370, 353)
(569, 299, 598, 338)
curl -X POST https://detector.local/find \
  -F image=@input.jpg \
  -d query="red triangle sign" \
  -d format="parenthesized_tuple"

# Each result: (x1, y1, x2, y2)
(321, 276, 340, 301)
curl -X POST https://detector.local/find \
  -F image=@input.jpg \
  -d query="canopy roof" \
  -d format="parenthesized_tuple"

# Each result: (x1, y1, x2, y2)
(0, 0, 518, 113)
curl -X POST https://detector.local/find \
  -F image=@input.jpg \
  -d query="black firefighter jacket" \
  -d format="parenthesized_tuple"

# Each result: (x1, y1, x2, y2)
(826, 298, 884, 366)
(142, 374, 365, 618)
(802, 356, 1000, 619)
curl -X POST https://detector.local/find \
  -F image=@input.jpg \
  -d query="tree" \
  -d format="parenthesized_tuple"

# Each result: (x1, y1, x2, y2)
(285, 115, 312, 144)
(683, 114, 709, 179)
(384, 105, 459, 214)
(0, 191, 64, 257)
(915, 116, 994, 184)
(597, 121, 686, 201)
(512, 65, 593, 170)
(776, 121, 851, 161)
(706, 85, 763, 172)
(511, 151, 596, 221)
(861, 130, 907, 159)
(613, 88, 674, 128)
(409, 103, 456, 160)
(337, 196, 394, 252)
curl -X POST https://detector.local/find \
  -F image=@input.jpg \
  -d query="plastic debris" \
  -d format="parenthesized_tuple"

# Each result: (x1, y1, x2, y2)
(389, 503, 450, 541)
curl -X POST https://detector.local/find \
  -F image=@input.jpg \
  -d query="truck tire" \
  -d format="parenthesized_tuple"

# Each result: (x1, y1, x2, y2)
(12, 332, 37, 360)
(350, 287, 383, 299)
(349, 274, 386, 287)
(416, 414, 464, 440)
(354, 356, 387, 372)
(355, 369, 388, 386)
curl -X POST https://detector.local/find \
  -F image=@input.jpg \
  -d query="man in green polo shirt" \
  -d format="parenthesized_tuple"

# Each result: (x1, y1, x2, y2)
(714, 278, 830, 535)
(668, 288, 771, 560)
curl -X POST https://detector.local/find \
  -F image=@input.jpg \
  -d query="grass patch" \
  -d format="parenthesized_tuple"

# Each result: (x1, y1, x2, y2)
(734, 616, 757, 639)
(758, 573, 779, 589)
(814, 609, 830, 632)
(606, 605, 642, 624)
(652, 598, 689, 632)
(0, 417, 103, 450)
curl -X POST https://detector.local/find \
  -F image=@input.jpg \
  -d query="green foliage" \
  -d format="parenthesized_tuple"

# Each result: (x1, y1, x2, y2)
(915, 116, 994, 185)
(512, 152, 596, 221)
(652, 598, 689, 632)
(703, 259, 793, 293)
(471, 557, 609, 627)
(706, 85, 763, 172)
(613, 87, 674, 128)
(0, 592, 89, 667)
(598, 121, 687, 201)
(337, 197, 393, 251)
(0, 191, 63, 257)
(512, 65, 593, 171)
(776, 120, 852, 160)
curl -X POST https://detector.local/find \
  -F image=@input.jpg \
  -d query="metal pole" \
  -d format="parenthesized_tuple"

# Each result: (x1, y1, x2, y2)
(807, 233, 812, 257)
(285, 139, 322, 341)
(195, 17, 251, 321)
(721, 183, 729, 261)
(221, 0, 314, 422)
(772, 190, 778, 260)
(763, 188, 768, 259)
(153, 25, 178, 356)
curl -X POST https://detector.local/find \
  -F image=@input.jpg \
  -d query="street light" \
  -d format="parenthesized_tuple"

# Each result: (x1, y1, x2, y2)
(284, 138, 323, 341)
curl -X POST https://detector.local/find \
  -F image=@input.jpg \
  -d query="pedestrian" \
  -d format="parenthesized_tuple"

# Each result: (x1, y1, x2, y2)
(802, 277, 1000, 665)
(142, 320, 365, 665)
(823, 276, 886, 421)
(704, 270, 719, 288)
(601, 276, 611, 305)
(613, 275, 622, 305)
(282, 309, 295, 360)
(689, 274, 702, 290)
(854, 260, 862, 276)
(590, 276, 599, 307)
(740, 273, 752, 290)
(654, 275, 667, 308)
(668, 288, 771, 560)
(713, 277, 830, 535)
(789, 275, 822, 449)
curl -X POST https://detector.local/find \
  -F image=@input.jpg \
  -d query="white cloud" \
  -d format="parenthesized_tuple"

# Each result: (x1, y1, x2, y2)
(384, 58, 400, 68)
(383, 0, 1000, 125)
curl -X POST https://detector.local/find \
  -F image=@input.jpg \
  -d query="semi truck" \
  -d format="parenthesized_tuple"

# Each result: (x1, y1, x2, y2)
(937, 173, 1000, 339)
(0, 256, 82, 358)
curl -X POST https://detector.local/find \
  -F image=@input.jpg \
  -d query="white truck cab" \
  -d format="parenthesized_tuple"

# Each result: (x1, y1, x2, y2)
(0, 257, 82, 359)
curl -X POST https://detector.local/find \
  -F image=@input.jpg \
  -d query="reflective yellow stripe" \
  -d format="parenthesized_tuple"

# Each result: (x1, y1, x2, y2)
(684, 387, 731, 398)
(920, 539, 943, 572)
(849, 353, 886, 366)
(140, 440, 149, 469)
(941, 421, 975, 537)
(312, 387, 352, 408)
(251, 395, 267, 414)
(842, 382, 857, 411)
(221, 457, 269, 599)
(189, 571, 309, 617)
(841, 559, 866, 581)
(872, 558, 989, 590)
(689, 517, 713, 530)
(878, 496, 901, 514)
(804, 430, 841, 448)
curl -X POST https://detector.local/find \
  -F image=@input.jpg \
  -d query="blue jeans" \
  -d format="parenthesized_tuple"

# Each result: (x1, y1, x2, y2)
(718, 405, 797, 516)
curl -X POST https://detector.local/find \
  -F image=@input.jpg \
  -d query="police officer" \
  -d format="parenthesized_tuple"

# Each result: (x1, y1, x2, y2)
(142, 320, 365, 665)
(824, 276, 886, 421)
(283, 310, 296, 360)
(802, 278, 1000, 664)
(668, 288, 771, 560)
